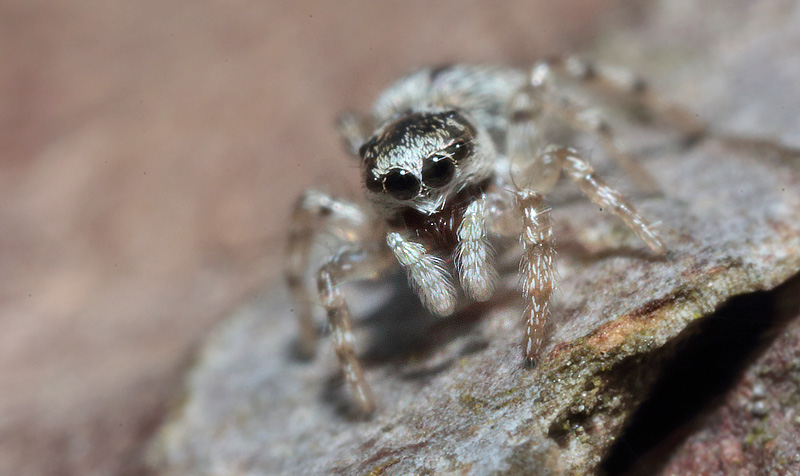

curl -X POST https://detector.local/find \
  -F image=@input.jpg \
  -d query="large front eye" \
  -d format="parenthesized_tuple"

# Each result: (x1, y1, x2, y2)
(383, 169, 420, 200)
(421, 155, 455, 188)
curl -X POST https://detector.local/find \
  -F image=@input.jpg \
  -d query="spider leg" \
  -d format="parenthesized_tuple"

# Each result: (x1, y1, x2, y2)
(387, 232, 457, 316)
(505, 92, 664, 362)
(286, 190, 372, 357)
(555, 146, 667, 255)
(543, 96, 661, 193)
(336, 110, 374, 158)
(521, 57, 707, 192)
(509, 68, 667, 255)
(542, 56, 707, 141)
(455, 196, 498, 301)
(317, 245, 393, 414)
(516, 190, 555, 365)
(517, 61, 658, 192)
(504, 91, 558, 363)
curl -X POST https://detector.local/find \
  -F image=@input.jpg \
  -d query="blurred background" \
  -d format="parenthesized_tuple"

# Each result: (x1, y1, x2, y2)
(0, 1, 657, 474)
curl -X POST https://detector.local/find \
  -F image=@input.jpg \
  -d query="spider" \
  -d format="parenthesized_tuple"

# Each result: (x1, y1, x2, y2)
(286, 57, 704, 414)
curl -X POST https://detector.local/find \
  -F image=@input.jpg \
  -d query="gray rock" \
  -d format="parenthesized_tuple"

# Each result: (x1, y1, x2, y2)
(642, 280, 800, 475)
(147, 1, 800, 474)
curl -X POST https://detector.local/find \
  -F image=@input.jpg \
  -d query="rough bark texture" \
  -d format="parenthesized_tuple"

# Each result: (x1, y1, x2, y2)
(147, 1, 800, 475)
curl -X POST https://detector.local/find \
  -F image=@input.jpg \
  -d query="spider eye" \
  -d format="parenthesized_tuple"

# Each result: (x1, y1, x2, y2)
(448, 140, 472, 163)
(364, 170, 383, 193)
(421, 155, 455, 188)
(383, 169, 420, 200)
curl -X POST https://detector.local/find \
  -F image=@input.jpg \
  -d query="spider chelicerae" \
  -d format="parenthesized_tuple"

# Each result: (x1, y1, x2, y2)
(286, 57, 704, 414)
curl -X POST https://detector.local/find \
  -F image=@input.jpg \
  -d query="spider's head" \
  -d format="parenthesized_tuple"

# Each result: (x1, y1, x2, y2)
(359, 109, 494, 214)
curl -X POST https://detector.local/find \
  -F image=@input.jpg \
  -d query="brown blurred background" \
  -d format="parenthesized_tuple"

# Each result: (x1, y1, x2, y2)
(0, 1, 632, 474)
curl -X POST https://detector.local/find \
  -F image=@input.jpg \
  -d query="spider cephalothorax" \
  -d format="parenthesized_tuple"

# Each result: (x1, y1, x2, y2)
(359, 109, 495, 215)
(286, 58, 704, 414)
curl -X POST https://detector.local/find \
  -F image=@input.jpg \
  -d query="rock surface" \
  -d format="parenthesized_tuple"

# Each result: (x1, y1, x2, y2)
(647, 279, 800, 476)
(148, 1, 800, 474)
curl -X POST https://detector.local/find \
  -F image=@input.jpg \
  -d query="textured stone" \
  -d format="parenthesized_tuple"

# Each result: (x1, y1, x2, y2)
(147, 1, 800, 474)
(147, 134, 800, 475)
(650, 280, 800, 476)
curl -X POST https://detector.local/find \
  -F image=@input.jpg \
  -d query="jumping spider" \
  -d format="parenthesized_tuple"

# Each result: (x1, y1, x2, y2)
(287, 57, 704, 414)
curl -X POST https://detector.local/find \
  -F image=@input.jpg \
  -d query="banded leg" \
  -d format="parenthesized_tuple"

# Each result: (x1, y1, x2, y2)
(544, 96, 660, 192)
(555, 146, 667, 255)
(456, 196, 498, 301)
(516, 191, 555, 365)
(542, 56, 707, 140)
(525, 62, 660, 192)
(336, 111, 374, 158)
(387, 232, 457, 316)
(286, 190, 370, 357)
(507, 92, 665, 254)
(317, 246, 392, 414)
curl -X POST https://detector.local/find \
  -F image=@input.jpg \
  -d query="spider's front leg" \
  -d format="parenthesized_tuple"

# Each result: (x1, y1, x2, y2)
(316, 245, 394, 414)
(515, 190, 556, 365)
(484, 188, 556, 363)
